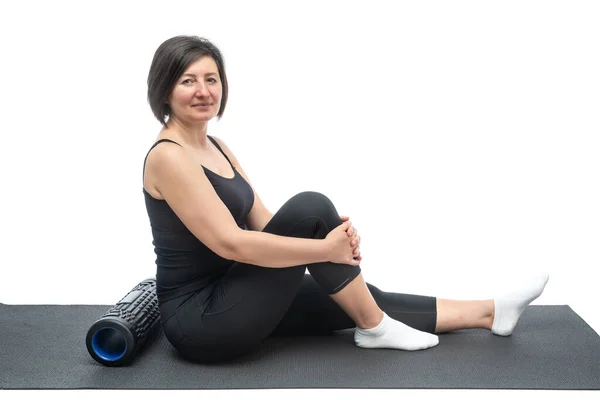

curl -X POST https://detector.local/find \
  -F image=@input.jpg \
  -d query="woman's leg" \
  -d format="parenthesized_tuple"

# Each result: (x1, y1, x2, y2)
(271, 273, 437, 335)
(272, 272, 549, 336)
(280, 193, 438, 351)
(435, 299, 494, 332)
(171, 191, 364, 362)
(436, 271, 550, 335)
(174, 191, 440, 362)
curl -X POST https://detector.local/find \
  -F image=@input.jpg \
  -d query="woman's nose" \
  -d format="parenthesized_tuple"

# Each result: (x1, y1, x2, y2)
(195, 83, 210, 96)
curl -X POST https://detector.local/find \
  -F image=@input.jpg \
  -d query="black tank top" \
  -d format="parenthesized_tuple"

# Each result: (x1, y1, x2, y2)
(142, 135, 255, 303)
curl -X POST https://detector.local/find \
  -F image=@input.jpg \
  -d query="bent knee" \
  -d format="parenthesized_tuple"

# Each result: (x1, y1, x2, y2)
(288, 191, 341, 228)
(293, 190, 328, 202)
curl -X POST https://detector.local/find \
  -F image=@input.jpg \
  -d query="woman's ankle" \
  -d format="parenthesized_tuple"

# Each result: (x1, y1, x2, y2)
(357, 309, 385, 330)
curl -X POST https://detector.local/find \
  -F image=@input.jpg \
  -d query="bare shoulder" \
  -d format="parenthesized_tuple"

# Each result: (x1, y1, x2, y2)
(144, 139, 186, 199)
(144, 136, 242, 260)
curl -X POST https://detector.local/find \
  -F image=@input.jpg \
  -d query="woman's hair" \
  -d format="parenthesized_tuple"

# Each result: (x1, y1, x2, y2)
(147, 35, 229, 126)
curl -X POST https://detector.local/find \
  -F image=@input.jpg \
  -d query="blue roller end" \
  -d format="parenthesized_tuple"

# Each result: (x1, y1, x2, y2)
(91, 327, 128, 361)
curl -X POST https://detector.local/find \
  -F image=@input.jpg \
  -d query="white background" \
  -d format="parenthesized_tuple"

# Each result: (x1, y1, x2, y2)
(1, 0, 598, 399)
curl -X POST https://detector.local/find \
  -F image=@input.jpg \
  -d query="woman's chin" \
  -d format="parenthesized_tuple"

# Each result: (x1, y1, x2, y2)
(188, 115, 215, 124)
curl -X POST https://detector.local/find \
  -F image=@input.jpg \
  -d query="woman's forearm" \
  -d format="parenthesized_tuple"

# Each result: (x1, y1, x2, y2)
(231, 229, 329, 268)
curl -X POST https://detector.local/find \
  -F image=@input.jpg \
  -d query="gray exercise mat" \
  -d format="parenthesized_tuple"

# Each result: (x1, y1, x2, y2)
(0, 303, 599, 390)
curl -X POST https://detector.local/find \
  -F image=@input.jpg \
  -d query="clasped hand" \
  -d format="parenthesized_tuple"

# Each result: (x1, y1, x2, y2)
(323, 215, 362, 266)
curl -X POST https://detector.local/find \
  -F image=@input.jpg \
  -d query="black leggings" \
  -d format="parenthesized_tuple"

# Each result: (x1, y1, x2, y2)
(159, 191, 437, 363)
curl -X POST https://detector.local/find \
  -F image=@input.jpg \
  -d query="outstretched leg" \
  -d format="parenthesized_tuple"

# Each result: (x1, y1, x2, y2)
(435, 298, 494, 332)
(274, 272, 549, 338)
(271, 273, 437, 335)
(437, 271, 549, 335)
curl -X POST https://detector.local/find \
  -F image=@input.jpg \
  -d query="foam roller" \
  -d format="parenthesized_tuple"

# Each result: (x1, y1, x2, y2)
(86, 277, 161, 367)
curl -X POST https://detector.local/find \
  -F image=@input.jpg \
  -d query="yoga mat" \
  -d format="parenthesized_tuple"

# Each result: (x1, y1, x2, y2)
(1, 303, 599, 390)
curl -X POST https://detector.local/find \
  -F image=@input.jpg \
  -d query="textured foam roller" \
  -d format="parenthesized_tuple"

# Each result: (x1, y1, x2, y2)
(85, 278, 161, 367)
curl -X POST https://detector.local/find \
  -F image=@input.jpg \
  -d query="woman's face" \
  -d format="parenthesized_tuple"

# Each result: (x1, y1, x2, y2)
(167, 56, 222, 125)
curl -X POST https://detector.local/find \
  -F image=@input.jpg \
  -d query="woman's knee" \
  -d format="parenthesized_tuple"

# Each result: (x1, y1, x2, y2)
(287, 191, 342, 229)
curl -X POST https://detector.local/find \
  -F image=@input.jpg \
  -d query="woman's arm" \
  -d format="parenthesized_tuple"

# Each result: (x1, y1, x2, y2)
(249, 210, 273, 232)
(231, 229, 329, 268)
(212, 136, 338, 268)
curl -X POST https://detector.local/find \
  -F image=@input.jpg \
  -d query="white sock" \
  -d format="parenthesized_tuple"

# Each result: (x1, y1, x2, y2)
(354, 312, 439, 351)
(492, 272, 550, 336)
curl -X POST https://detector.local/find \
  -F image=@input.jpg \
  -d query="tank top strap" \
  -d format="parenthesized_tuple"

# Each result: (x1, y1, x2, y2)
(142, 138, 182, 181)
(208, 135, 234, 168)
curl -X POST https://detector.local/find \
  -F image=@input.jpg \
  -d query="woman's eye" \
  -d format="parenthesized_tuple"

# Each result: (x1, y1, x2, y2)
(182, 78, 216, 84)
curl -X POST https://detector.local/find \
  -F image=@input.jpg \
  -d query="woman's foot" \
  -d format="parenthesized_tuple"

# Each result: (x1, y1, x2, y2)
(491, 272, 550, 336)
(355, 312, 439, 351)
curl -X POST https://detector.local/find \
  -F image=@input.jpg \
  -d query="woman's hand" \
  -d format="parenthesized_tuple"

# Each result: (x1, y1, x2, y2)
(340, 216, 361, 262)
(324, 221, 360, 266)
(324, 216, 362, 266)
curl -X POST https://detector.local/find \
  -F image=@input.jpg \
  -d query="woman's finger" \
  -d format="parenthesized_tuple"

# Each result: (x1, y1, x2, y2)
(348, 225, 357, 237)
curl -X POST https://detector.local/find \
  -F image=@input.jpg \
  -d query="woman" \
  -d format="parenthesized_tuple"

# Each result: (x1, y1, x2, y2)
(142, 35, 549, 363)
